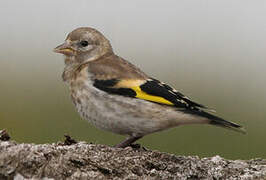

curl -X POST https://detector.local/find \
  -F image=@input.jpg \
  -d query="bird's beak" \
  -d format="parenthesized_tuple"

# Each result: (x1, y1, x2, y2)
(53, 42, 75, 56)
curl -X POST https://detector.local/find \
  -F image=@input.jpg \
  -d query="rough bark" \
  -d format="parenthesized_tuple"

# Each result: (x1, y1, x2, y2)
(0, 133, 265, 180)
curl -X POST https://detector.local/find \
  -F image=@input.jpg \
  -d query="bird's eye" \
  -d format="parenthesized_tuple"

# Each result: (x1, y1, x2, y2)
(80, 40, 89, 47)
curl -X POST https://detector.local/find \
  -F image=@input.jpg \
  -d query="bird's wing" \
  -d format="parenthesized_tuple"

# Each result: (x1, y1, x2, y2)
(88, 54, 210, 110)
(93, 77, 210, 110)
(93, 77, 247, 134)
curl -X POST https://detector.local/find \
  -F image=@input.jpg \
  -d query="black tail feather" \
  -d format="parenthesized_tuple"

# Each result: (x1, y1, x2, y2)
(209, 117, 246, 134)
(182, 109, 246, 134)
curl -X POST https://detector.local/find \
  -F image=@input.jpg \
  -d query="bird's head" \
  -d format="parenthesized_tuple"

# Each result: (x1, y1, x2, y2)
(54, 27, 113, 65)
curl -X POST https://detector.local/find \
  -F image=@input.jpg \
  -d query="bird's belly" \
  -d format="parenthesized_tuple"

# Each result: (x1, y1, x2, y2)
(69, 81, 182, 136)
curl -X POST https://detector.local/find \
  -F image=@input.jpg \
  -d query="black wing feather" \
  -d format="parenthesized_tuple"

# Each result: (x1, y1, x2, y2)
(93, 78, 208, 110)
(93, 79, 136, 97)
(141, 78, 207, 109)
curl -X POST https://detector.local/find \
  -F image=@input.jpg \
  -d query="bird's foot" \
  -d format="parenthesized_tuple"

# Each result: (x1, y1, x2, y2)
(114, 136, 143, 148)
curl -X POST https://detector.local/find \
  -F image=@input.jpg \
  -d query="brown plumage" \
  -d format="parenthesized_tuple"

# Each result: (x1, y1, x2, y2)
(88, 54, 148, 80)
(54, 27, 245, 148)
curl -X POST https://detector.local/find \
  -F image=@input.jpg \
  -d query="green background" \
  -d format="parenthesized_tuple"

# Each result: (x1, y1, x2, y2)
(0, 0, 265, 160)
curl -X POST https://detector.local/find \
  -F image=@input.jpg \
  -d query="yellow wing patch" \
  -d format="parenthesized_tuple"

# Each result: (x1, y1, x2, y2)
(115, 79, 145, 88)
(114, 79, 174, 105)
(131, 86, 174, 105)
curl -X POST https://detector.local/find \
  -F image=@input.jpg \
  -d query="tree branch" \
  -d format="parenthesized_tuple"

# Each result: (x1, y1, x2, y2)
(0, 133, 265, 179)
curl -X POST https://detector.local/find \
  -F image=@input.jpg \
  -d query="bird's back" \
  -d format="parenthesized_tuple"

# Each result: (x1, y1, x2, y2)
(87, 54, 148, 80)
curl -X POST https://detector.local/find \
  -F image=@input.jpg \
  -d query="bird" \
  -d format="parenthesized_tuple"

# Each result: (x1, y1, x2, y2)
(54, 27, 246, 148)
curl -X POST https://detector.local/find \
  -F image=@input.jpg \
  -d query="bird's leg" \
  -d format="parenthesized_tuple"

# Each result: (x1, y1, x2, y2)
(114, 136, 143, 148)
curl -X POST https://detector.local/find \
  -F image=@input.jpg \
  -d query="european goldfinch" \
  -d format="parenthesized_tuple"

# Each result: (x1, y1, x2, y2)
(54, 27, 245, 148)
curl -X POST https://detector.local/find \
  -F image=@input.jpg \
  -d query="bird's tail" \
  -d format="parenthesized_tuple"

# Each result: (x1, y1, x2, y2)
(186, 109, 246, 134)
(205, 111, 246, 134)
(210, 117, 246, 134)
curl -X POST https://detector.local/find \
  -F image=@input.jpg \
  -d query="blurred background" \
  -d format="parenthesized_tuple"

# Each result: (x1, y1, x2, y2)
(0, 0, 265, 160)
